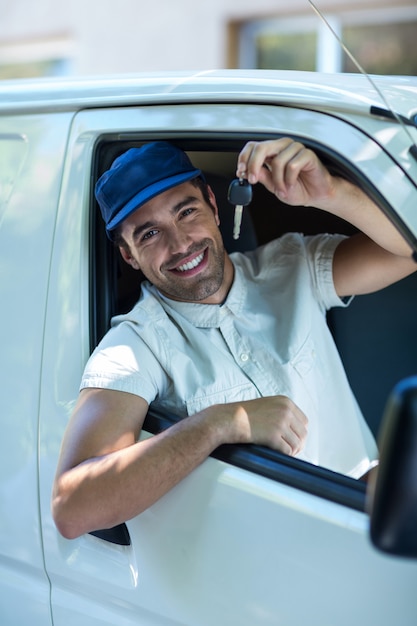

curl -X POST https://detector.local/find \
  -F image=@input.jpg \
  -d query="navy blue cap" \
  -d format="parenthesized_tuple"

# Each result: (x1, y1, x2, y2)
(95, 142, 202, 239)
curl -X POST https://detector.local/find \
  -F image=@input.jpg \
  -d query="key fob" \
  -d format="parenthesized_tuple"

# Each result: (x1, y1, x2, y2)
(227, 178, 253, 206)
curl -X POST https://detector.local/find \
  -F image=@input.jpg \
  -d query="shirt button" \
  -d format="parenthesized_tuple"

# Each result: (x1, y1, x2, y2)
(240, 353, 249, 362)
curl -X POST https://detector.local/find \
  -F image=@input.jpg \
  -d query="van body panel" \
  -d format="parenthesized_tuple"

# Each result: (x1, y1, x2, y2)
(36, 100, 417, 624)
(0, 112, 73, 624)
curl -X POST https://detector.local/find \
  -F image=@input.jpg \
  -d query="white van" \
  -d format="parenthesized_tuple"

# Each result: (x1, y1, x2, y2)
(1, 70, 417, 625)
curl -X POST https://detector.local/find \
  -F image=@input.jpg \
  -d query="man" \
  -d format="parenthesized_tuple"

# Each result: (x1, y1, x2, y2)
(52, 138, 416, 539)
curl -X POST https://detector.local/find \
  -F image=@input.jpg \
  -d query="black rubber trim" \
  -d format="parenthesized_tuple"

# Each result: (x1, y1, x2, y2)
(370, 105, 417, 128)
(89, 523, 131, 546)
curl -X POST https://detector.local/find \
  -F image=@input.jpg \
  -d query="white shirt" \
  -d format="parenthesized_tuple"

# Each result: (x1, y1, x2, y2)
(81, 233, 378, 478)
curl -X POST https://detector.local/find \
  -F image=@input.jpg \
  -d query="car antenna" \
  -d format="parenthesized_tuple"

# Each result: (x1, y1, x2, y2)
(308, 0, 417, 161)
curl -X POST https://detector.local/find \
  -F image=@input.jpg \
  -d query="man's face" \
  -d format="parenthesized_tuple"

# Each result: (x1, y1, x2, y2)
(118, 181, 234, 304)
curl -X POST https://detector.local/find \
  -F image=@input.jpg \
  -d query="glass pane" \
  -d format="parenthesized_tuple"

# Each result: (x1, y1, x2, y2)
(343, 21, 417, 75)
(256, 31, 317, 71)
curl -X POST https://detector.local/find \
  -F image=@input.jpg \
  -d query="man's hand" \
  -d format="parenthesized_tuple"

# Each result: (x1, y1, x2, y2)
(222, 395, 308, 457)
(236, 138, 335, 208)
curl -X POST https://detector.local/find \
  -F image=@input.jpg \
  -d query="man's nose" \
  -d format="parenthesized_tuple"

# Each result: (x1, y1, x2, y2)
(166, 225, 193, 253)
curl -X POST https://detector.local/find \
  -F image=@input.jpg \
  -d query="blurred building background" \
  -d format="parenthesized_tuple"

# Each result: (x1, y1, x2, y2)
(0, 0, 416, 80)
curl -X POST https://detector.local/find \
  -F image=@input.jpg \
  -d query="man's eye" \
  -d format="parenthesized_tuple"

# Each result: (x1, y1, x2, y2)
(181, 207, 195, 218)
(142, 229, 158, 241)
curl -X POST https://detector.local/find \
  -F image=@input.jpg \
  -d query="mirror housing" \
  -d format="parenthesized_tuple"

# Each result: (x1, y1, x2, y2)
(368, 376, 417, 557)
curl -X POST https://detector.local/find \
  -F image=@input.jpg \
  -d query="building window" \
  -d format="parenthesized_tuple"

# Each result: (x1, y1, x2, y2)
(237, 6, 417, 75)
(343, 20, 417, 75)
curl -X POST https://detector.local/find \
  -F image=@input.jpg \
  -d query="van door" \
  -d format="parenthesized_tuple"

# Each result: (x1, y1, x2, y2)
(39, 104, 417, 625)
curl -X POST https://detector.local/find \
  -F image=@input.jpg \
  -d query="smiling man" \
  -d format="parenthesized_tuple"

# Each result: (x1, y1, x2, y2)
(52, 139, 416, 540)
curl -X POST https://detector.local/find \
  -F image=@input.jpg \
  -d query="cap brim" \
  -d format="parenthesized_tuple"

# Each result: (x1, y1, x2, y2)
(106, 168, 202, 235)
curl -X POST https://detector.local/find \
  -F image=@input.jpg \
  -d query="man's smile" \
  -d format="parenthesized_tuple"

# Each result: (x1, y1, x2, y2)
(168, 248, 208, 276)
(176, 251, 205, 272)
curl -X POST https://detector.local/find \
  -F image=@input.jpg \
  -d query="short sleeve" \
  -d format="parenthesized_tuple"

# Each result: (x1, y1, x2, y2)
(80, 322, 163, 404)
(304, 233, 353, 310)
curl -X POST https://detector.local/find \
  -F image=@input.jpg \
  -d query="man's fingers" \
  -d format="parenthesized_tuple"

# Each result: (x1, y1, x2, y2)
(280, 431, 302, 456)
(270, 144, 313, 192)
(286, 413, 308, 456)
(237, 139, 317, 202)
(274, 397, 308, 456)
(237, 138, 294, 183)
(237, 395, 308, 456)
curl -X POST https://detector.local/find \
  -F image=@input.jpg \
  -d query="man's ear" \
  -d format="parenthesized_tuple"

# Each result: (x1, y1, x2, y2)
(207, 185, 221, 227)
(119, 245, 141, 270)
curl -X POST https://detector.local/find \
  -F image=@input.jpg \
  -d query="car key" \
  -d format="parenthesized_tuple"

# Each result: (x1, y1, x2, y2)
(227, 178, 253, 240)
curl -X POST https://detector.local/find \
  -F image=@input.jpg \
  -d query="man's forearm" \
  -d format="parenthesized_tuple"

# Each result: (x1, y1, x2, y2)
(317, 176, 414, 259)
(52, 395, 308, 539)
(52, 408, 226, 539)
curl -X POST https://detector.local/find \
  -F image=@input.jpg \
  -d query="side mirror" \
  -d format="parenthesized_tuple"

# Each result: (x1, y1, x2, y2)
(368, 376, 417, 558)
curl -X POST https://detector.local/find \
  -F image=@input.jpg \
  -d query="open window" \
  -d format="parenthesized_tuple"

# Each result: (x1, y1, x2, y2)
(89, 132, 417, 513)
(90, 133, 359, 342)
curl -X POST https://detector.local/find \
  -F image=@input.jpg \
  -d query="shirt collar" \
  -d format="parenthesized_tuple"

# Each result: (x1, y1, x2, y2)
(151, 255, 246, 328)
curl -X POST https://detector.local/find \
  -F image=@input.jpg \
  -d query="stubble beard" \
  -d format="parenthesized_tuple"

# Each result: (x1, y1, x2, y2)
(158, 238, 226, 303)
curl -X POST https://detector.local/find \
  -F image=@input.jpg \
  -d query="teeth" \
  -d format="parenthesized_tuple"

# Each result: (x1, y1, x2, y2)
(177, 252, 204, 272)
